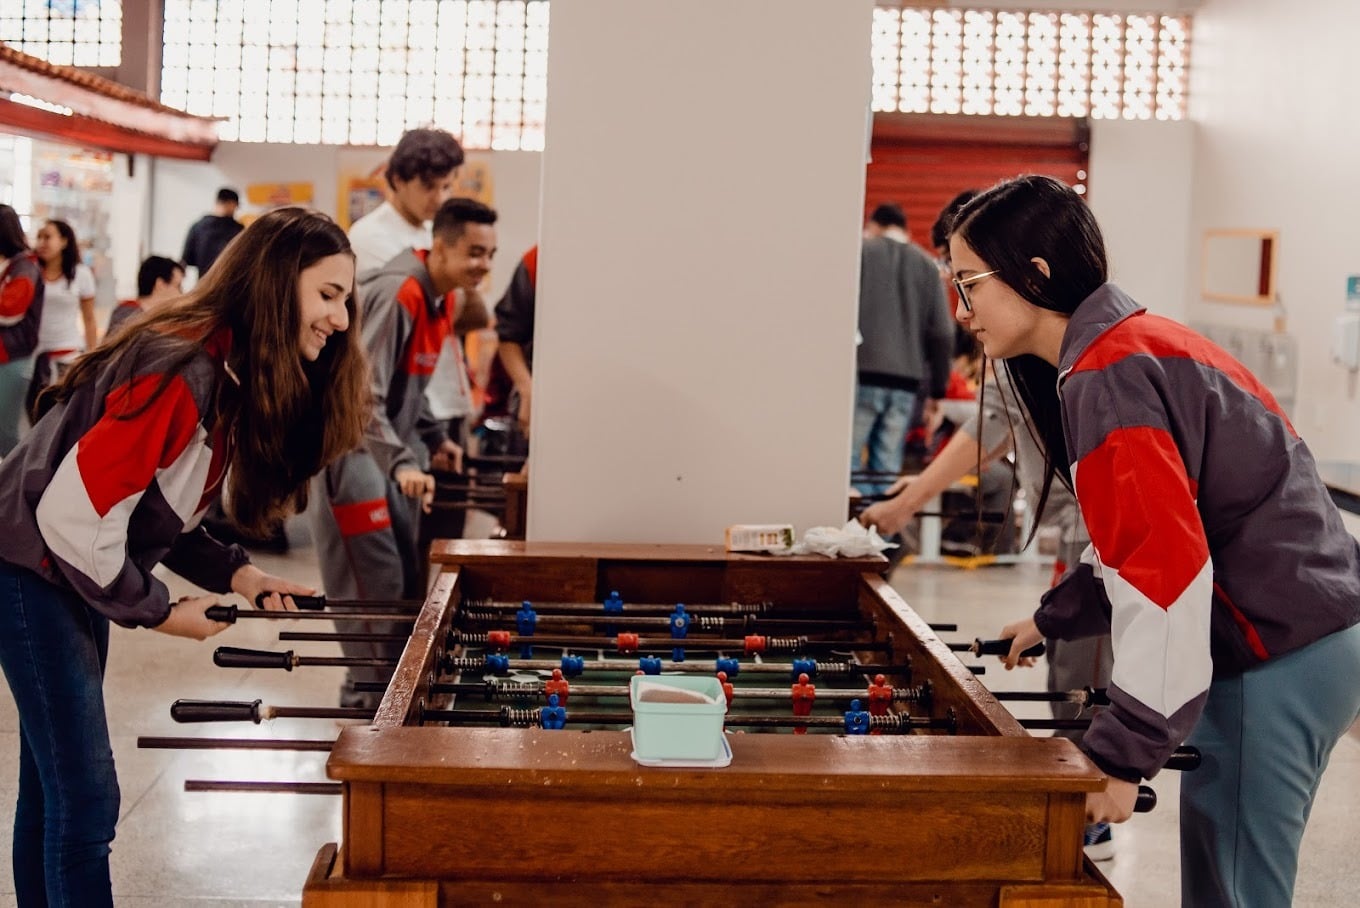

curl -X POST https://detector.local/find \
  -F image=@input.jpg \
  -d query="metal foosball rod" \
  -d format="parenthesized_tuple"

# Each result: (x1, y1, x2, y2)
(138, 736, 334, 751)
(252, 593, 425, 612)
(456, 610, 875, 634)
(353, 677, 938, 706)
(207, 605, 414, 624)
(212, 646, 922, 679)
(463, 599, 958, 633)
(167, 698, 957, 733)
(448, 630, 894, 656)
(184, 780, 341, 795)
(346, 678, 1109, 711)
(465, 598, 777, 616)
(950, 638, 1047, 659)
(277, 629, 896, 657)
(214, 647, 396, 670)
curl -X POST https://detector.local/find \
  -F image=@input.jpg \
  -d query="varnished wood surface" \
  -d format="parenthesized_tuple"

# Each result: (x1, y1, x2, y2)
(304, 841, 1120, 907)
(430, 537, 886, 566)
(329, 726, 1101, 792)
(307, 543, 1118, 906)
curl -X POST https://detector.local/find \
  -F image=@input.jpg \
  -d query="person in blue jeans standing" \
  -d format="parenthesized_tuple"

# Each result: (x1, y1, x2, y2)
(851, 205, 953, 497)
(0, 208, 371, 905)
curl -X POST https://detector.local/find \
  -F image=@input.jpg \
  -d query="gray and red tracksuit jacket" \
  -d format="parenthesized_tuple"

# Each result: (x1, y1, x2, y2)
(1035, 284, 1360, 783)
(0, 252, 45, 362)
(356, 248, 452, 478)
(0, 328, 249, 627)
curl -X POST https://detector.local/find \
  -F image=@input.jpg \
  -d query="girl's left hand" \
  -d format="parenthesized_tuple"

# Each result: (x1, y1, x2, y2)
(1086, 777, 1140, 824)
(230, 564, 315, 611)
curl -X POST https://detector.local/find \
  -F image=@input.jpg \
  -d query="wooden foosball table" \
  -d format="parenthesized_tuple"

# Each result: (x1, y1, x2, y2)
(299, 540, 1121, 906)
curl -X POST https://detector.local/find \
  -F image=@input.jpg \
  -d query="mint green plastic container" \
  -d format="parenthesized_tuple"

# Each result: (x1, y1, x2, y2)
(629, 674, 726, 762)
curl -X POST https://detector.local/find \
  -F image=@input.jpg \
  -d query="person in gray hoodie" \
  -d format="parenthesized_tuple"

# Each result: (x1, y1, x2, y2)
(310, 197, 496, 709)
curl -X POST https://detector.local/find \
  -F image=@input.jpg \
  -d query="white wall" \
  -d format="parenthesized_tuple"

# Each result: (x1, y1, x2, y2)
(527, 0, 874, 543)
(106, 152, 150, 304)
(1186, 0, 1360, 459)
(1088, 119, 1196, 323)
(149, 145, 541, 301)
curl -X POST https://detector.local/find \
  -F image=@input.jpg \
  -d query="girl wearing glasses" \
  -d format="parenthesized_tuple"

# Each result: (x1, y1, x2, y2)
(955, 175, 1360, 907)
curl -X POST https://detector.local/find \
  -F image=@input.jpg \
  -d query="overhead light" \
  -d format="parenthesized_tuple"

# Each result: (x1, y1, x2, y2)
(8, 93, 73, 117)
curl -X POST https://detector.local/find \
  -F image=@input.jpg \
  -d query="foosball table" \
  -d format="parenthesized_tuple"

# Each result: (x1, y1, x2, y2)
(249, 540, 1117, 906)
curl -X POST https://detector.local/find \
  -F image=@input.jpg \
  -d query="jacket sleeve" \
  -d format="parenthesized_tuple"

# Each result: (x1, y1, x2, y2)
(33, 369, 217, 628)
(494, 258, 537, 345)
(1061, 366, 1213, 783)
(1034, 546, 1113, 640)
(0, 256, 43, 358)
(360, 278, 422, 477)
(161, 522, 251, 594)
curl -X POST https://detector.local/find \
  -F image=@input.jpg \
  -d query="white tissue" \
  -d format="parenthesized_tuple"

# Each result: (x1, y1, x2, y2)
(786, 520, 897, 558)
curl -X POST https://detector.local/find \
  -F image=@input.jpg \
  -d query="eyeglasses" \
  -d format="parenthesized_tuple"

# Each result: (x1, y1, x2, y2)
(952, 270, 998, 313)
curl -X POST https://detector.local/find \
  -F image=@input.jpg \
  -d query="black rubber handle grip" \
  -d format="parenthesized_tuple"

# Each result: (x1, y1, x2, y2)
(1164, 746, 1202, 772)
(1134, 784, 1156, 813)
(973, 637, 1046, 658)
(171, 699, 262, 723)
(205, 604, 238, 623)
(255, 593, 326, 610)
(214, 647, 294, 670)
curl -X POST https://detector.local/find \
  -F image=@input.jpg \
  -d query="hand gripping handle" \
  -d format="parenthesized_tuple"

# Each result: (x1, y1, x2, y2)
(972, 637, 1045, 658)
(255, 593, 326, 610)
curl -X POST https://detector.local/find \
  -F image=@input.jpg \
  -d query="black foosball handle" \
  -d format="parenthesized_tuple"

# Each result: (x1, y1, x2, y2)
(972, 637, 1046, 658)
(172, 699, 263, 724)
(1134, 785, 1156, 813)
(205, 604, 239, 624)
(1165, 746, 1202, 772)
(255, 593, 326, 610)
(214, 646, 294, 670)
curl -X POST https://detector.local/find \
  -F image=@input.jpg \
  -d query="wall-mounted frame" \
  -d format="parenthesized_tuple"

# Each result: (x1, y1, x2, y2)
(1201, 228, 1278, 305)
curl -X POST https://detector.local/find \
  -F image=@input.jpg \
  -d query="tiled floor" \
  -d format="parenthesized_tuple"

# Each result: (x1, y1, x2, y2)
(0, 517, 1356, 905)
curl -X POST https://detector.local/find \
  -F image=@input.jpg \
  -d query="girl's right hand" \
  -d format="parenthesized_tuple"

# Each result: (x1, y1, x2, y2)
(153, 596, 232, 640)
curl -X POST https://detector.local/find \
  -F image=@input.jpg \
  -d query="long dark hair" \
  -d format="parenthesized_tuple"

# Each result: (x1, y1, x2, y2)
(0, 205, 27, 258)
(43, 220, 81, 281)
(47, 207, 372, 534)
(950, 175, 1108, 524)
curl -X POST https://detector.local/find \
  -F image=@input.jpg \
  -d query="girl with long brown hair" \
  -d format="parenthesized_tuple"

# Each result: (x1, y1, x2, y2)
(0, 207, 370, 905)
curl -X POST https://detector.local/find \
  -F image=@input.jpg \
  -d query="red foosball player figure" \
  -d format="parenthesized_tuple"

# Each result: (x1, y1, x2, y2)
(545, 668, 570, 705)
(716, 671, 734, 712)
(866, 673, 892, 736)
(791, 672, 816, 735)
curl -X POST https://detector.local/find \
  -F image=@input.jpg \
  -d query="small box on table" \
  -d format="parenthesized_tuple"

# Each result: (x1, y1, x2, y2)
(629, 674, 726, 762)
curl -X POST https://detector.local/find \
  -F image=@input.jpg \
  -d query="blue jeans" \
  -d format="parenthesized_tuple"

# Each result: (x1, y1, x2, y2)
(1181, 621, 1360, 907)
(0, 356, 33, 457)
(850, 383, 917, 497)
(0, 561, 118, 907)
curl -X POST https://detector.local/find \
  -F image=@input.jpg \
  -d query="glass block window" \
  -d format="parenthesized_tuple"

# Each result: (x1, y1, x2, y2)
(0, 0, 123, 68)
(872, 6, 1190, 121)
(160, 0, 549, 148)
